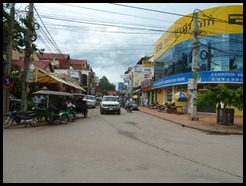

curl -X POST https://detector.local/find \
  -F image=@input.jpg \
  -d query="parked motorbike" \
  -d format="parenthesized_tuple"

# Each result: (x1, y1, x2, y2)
(74, 99, 88, 118)
(149, 102, 159, 109)
(3, 108, 41, 128)
(164, 102, 177, 113)
(157, 103, 166, 112)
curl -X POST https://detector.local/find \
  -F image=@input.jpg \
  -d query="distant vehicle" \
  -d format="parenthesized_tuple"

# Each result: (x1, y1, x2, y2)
(100, 95, 121, 115)
(85, 95, 96, 108)
(130, 100, 138, 111)
(95, 97, 102, 106)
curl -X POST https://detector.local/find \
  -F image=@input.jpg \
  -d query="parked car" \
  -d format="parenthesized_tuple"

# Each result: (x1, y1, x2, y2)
(84, 95, 96, 108)
(100, 95, 121, 115)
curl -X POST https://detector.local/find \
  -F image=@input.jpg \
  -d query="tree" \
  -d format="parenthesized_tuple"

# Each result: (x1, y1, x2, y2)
(195, 86, 243, 111)
(3, 3, 44, 113)
(3, 3, 42, 69)
(231, 87, 243, 111)
(98, 76, 116, 96)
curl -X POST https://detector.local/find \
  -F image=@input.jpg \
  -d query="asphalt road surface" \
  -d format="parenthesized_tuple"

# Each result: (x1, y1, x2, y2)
(3, 107, 243, 183)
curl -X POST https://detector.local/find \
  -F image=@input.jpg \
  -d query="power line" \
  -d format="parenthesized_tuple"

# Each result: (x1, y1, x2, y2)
(34, 6, 66, 59)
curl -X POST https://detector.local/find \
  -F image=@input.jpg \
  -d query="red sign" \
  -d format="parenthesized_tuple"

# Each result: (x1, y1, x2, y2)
(3, 75, 14, 88)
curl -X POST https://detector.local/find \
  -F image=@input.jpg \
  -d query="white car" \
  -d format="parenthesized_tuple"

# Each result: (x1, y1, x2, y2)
(100, 95, 121, 115)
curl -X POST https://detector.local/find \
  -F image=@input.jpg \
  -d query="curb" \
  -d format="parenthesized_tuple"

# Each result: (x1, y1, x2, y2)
(139, 109, 243, 135)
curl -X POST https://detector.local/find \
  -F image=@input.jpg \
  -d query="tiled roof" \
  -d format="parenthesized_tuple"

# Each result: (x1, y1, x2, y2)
(60, 59, 89, 70)
(37, 53, 70, 60)
(12, 60, 53, 72)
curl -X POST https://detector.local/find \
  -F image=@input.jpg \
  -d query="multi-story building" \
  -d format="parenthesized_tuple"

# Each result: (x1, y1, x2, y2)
(124, 56, 153, 103)
(150, 5, 243, 115)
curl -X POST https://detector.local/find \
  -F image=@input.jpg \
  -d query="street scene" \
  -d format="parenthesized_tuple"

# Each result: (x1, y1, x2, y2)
(3, 107, 243, 183)
(3, 3, 243, 183)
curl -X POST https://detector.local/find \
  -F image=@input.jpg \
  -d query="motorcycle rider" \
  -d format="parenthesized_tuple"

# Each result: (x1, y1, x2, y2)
(125, 98, 133, 112)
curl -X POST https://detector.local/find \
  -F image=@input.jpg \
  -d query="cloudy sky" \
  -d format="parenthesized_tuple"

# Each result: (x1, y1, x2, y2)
(15, 3, 241, 88)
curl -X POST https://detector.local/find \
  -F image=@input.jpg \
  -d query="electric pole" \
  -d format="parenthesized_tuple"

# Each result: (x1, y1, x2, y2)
(3, 3, 15, 116)
(21, 3, 34, 111)
(189, 11, 199, 121)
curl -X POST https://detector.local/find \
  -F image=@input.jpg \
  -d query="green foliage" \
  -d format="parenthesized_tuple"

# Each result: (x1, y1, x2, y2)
(10, 68, 23, 96)
(99, 76, 116, 91)
(196, 86, 243, 111)
(3, 3, 44, 74)
(231, 87, 243, 111)
(3, 3, 45, 99)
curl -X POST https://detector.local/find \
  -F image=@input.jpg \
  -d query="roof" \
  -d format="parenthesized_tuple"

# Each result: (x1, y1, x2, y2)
(12, 60, 53, 72)
(32, 90, 73, 96)
(60, 59, 88, 70)
(37, 53, 70, 60)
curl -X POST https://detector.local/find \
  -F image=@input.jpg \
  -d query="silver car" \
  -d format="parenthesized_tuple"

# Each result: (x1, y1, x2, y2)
(84, 95, 96, 108)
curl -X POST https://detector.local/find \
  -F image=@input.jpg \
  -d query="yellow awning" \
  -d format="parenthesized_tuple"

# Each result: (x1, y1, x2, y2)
(32, 67, 86, 92)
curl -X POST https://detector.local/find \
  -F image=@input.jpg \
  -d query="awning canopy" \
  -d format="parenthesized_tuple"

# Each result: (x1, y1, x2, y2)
(32, 90, 73, 96)
(133, 88, 141, 94)
(32, 67, 86, 92)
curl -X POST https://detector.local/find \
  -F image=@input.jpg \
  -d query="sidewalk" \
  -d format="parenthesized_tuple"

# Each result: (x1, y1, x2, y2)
(138, 106, 243, 135)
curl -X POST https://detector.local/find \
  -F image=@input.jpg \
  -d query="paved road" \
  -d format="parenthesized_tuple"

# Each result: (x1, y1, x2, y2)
(3, 107, 243, 183)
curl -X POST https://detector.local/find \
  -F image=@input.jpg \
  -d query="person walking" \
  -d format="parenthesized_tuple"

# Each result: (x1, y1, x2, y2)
(144, 98, 148, 107)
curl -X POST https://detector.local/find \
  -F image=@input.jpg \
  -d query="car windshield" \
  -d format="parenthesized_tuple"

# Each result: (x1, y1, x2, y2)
(86, 95, 95, 100)
(103, 97, 117, 101)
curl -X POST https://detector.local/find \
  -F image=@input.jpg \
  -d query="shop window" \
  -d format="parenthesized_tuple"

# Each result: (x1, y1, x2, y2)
(167, 87, 172, 102)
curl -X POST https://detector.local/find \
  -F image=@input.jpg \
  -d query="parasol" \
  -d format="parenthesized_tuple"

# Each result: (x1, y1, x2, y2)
(173, 91, 188, 102)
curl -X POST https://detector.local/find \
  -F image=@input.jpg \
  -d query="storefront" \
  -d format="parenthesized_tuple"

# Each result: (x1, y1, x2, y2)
(151, 5, 243, 116)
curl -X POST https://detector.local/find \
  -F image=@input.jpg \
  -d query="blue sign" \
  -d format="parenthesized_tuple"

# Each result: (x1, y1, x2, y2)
(152, 71, 243, 88)
(152, 73, 190, 88)
(199, 71, 243, 83)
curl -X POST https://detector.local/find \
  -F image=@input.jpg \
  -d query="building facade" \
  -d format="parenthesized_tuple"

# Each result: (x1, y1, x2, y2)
(151, 5, 243, 115)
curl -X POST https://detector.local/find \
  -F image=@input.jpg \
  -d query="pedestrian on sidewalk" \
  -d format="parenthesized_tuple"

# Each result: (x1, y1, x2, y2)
(144, 98, 148, 107)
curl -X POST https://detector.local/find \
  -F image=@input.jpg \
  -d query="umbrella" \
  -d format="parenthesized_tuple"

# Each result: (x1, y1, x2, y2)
(173, 91, 188, 102)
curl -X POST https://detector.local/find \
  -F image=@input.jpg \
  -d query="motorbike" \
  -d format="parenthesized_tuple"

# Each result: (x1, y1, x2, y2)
(157, 103, 166, 112)
(3, 107, 41, 128)
(125, 104, 133, 112)
(73, 99, 88, 118)
(164, 102, 177, 113)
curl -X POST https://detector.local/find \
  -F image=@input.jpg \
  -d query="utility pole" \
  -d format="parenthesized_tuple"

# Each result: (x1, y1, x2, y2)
(21, 3, 34, 111)
(207, 42, 211, 71)
(3, 3, 15, 116)
(189, 11, 199, 121)
(131, 71, 134, 97)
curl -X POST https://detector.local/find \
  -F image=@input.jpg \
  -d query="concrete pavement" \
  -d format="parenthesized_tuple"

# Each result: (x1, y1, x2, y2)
(137, 106, 243, 135)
